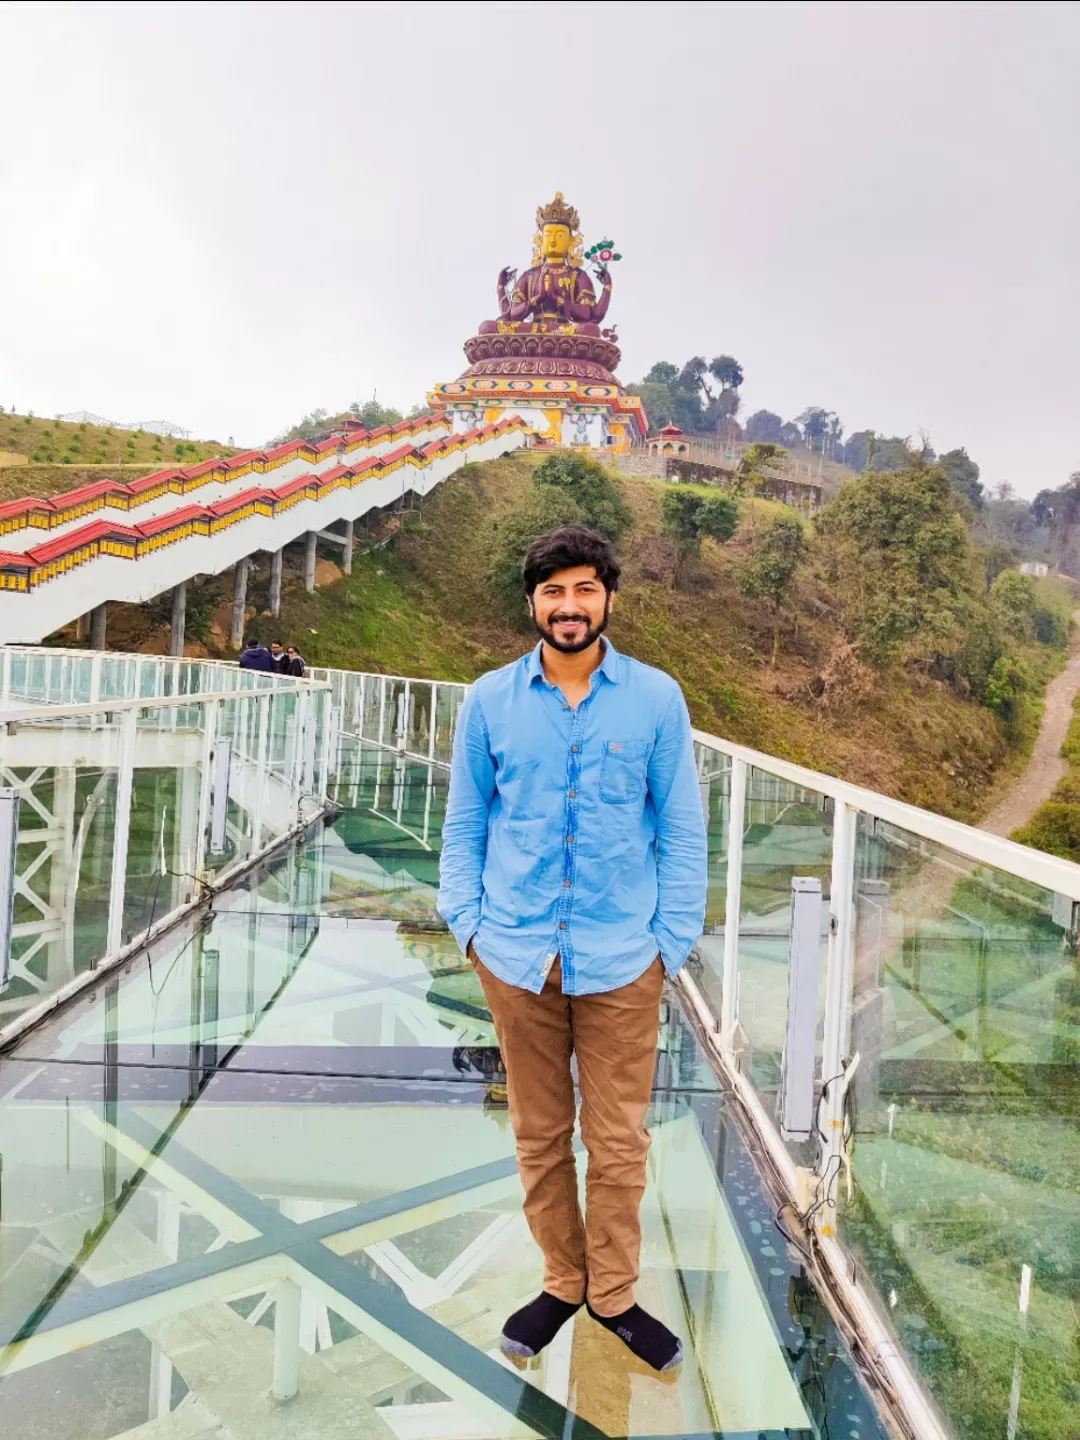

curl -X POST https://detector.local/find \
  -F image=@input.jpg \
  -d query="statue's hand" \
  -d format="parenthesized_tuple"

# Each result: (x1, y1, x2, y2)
(498, 266, 517, 288)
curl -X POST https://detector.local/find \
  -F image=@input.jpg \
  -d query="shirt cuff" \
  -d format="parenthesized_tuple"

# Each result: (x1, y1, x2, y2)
(448, 913, 479, 957)
(651, 921, 693, 977)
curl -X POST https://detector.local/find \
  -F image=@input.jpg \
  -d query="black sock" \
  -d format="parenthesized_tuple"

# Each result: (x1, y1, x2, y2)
(587, 1302, 683, 1372)
(501, 1292, 582, 1359)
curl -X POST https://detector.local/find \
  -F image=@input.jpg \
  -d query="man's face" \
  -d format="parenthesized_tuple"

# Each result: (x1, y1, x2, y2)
(271, 644, 283, 658)
(529, 565, 613, 654)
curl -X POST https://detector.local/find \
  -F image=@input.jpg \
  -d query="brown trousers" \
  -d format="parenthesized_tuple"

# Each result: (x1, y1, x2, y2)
(474, 951, 664, 1317)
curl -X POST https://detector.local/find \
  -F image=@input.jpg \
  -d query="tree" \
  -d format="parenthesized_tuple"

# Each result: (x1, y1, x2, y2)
(660, 488, 739, 587)
(269, 395, 408, 446)
(741, 515, 806, 664)
(533, 452, 633, 541)
(708, 355, 744, 391)
(745, 410, 785, 444)
(815, 463, 983, 671)
(938, 447, 983, 509)
(488, 487, 584, 621)
(736, 442, 787, 492)
(796, 407, 830, 454)
(643, 361, 679, 387)
(990, 569, 1037, 641)
(778, 421, 802, 449)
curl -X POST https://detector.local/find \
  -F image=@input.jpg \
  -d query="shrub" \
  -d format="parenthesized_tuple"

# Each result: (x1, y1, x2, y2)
(91, 453, 105, 464)
(983, 655, 1029, 722)
(1033, 604, 1069, 648)
(1012, 802, 1080, 863)
(660, 487, 739, 587)
(533, 452, 633, 541)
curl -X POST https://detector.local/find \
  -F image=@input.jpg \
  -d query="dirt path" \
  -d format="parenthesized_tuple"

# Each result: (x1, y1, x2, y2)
(981, 609, 1080, 837)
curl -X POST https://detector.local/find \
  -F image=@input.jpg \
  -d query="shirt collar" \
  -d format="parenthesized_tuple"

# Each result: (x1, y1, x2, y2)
(526, 638, 621, 687)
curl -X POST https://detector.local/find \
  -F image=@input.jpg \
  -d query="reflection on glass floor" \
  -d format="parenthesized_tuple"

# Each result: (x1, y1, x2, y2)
(0, 753, 887, 1440)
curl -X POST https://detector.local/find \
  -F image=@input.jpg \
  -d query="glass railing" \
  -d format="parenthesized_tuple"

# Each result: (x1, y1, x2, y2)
(0, 680, 332, 1043)
(689, 732, 1080, 1440)
(4, 645, 1077, 1438)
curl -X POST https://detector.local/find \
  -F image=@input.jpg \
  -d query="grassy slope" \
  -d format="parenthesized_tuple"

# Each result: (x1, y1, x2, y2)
(0, 412, 238, 502)
(264, 452, 1046, 822)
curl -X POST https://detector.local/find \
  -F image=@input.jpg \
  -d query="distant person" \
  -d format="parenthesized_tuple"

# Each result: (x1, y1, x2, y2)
(238, 636, 275, 672)
(437, 524, 707, 1374)
(285, 645, 306, 678)
(269, 640, 288, 673)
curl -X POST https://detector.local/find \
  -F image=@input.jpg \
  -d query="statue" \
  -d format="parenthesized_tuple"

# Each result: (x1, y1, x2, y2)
(479, 192, 612, 337)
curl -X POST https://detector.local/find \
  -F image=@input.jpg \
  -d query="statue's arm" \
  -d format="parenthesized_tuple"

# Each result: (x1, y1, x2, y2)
(591, 267, 613, 322)
(504, 273, 532, 322)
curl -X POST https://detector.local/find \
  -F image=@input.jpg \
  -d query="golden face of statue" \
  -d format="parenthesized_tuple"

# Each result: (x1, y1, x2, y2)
(541, 223, 572, 262)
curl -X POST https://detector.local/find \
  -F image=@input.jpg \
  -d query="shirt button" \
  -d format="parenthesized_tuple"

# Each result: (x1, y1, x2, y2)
(559, 921, 567, 929)
(568, 789, 576, 799)
(571, 745, 579, 753)
(563, 879, 572, 887)
(567, 835, 574, 843)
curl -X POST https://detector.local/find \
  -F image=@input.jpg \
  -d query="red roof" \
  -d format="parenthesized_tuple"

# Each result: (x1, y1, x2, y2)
(136, 505, 207, 539)
(0, 550, 31, 570)
(207, 486, 268, 519)
(0, 496, 55, 522)
(126, 468, 185, 495)
(222, 451, 265, 470)
(657, 424, 685, 437)
(52, 479, 131, 511)
(27, 517, 139, 565)
(180, 459, 227, 481)
(274, 474, 318, 501)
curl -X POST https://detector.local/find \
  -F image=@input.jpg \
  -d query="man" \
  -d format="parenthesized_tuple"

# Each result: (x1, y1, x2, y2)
(437, 524, 707, 1373)
(238, 636, 275, 672)
(285, 644, 306, 678)
(269, 640, 288, 673)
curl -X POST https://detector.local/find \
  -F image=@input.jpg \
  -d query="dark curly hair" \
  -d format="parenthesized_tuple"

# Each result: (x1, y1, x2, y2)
(522, 525, 622, 596)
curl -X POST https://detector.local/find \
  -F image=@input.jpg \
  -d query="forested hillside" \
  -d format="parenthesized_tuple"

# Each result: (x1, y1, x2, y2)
(151, 449, 1073, 824)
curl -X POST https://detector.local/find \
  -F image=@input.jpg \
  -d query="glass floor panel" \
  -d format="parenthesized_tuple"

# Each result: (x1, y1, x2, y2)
(0, 754, 888, 1439)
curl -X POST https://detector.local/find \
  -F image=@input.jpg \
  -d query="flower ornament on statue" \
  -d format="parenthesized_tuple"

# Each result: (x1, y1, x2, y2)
(585, 239, 622, 282)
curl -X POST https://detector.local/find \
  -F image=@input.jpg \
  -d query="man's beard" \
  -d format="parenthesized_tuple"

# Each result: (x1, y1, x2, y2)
(532, 601, 611, 655)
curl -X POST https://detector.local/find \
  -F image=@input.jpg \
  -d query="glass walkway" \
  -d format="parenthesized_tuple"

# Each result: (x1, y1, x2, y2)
(1, 648, 1077, 1440)
(0, 748, 887, 1440)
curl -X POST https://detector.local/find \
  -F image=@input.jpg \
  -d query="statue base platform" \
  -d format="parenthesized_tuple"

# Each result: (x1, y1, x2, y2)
(428, 369, 647, 453)
(463, 330, 621, 377)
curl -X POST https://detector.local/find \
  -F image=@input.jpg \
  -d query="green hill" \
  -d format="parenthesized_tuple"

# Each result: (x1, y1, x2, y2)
(0, 411, 239, 503)
(159, 450, 1067, 823)
(55, 448, 1070, 822)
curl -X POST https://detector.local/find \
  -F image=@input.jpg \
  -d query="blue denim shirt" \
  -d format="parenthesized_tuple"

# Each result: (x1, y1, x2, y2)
(437, 640, 707, 995)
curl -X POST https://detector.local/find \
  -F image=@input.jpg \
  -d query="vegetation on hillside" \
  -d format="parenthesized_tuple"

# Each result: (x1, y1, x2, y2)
(0, 410, 233, 473)
(257, 450, 1071, 822)
(1013, 692, 1080, 860)
(269, 395, 426, 446)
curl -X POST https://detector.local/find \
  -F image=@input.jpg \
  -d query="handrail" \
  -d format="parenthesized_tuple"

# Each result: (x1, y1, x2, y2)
(0, 681, 330, 724)
(692, 726, 1080, 900)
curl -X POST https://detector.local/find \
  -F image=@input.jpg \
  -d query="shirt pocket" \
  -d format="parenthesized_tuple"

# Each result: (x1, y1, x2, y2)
(599, 740, 651, 805)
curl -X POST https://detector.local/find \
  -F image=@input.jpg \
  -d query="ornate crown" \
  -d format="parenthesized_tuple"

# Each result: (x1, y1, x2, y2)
(536, 191, 579, 231)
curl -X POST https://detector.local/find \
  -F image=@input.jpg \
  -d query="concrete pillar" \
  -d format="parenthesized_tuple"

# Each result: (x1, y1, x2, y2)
(231, 558, 250, 650)
(169, 581, 186, 657)
(89, 603, 107, 651)
(304, 531, 317, 594)
(269, 547, 283, 618)
(342, 519, 354, 575)
(76, 612, 90, 641)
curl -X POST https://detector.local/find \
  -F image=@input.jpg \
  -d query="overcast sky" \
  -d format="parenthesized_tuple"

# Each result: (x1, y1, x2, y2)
(1, 1, 1077, 494)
